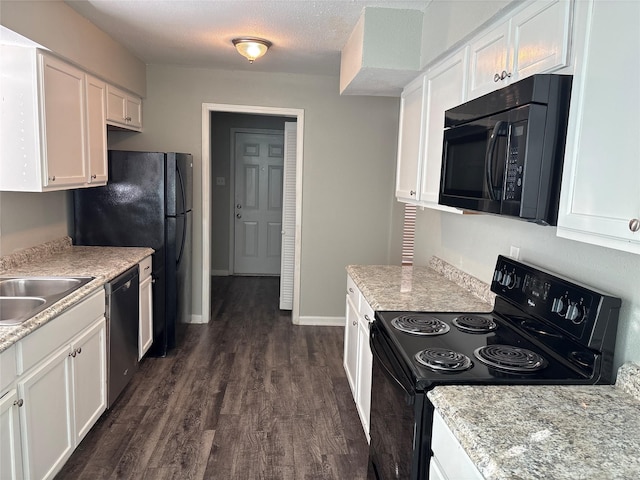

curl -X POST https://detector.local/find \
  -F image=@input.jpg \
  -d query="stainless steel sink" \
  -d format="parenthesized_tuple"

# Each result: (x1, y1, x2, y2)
(0, 297, 47, 325)
(0, 276, 94, 326)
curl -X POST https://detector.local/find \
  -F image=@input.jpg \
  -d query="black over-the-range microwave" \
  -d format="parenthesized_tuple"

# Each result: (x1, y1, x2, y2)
(439, 74, 573, 225)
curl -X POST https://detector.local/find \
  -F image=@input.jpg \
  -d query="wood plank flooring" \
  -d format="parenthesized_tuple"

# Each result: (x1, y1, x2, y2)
(56, 276, 369, 480)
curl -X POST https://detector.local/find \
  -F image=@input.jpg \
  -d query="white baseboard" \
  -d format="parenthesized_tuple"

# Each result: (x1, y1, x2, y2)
(211, 270, 230, 276)
(184, 314, 205, 324)
(295, 315, 344, 327)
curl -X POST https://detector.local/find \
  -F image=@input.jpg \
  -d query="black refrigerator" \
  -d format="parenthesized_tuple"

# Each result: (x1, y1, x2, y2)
(73, 150, 193, 357)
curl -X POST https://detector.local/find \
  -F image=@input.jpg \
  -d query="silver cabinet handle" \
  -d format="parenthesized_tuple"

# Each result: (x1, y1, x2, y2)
(91, 174, 97, 179)
(364, 314, 371, 322)
(125, 116, 132, 122)
(236, 213, 242, 219)
(236, 204, 242, 209)
(14, 399, 24, 407)
(76, 347, 82, 355)
(410, 190, 415, 196)
(348, 287, 354, 294)
(49, 176, 56, 182)
(629, 218, 640, 232)
(69, 350, 77, 358)
(352, 320, 357, 326)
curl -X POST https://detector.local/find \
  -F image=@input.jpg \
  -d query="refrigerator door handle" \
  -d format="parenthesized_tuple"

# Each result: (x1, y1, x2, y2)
(176, 166, 187, 265)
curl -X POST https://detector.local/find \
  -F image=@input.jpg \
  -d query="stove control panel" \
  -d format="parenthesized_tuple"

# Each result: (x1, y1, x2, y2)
(491, 255, 621, 350)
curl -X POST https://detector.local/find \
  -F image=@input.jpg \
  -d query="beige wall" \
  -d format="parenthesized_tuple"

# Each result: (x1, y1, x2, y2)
(0, 192, 70, 256)
(108, 64, 402, 319)
(413, 209, 640, 373)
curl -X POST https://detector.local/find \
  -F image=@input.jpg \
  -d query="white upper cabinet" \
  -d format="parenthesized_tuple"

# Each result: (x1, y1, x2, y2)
(420, 49, 468, 207)
(85, 74, 108, 185)
(395, 51, 465, 214)
(395, 75, 426, 202)
(557, 0, 640, 255)
(106, 84, 142, 131)
(467, 0, 573, 99)
(40, 54, 88, 188)
(0, 46, 109, 191)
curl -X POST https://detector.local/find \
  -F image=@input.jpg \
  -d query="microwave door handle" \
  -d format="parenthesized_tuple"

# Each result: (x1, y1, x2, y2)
(485, 121, 508, 200)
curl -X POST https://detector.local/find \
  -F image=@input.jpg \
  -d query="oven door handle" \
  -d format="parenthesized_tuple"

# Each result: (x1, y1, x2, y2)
(370, 327, 416, 401)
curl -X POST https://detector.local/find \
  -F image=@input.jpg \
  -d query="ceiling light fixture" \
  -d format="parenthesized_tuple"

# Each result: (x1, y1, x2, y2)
(232, 37, 272, 63)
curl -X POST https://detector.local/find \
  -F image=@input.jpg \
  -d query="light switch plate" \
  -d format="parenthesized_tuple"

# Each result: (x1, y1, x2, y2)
(509, 245, 520, 259)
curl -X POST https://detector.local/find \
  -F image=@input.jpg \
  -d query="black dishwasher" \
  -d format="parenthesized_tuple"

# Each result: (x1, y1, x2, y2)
(105, 266, 139, 408)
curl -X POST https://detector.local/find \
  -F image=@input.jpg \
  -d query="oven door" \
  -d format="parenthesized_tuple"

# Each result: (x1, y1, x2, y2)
(368, 321, 431, 480)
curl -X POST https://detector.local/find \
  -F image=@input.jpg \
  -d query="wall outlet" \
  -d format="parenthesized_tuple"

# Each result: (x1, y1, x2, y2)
(510, 245, 520, 260)
(216, 177, 226, 186)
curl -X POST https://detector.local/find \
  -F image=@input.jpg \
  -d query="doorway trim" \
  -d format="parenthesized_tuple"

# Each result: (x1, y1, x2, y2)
(228, 127, 285, 275)
(201, 103, 304, 324)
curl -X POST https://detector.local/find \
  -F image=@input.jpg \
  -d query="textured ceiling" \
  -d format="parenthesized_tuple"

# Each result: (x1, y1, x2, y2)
(65, 0, 429, 76)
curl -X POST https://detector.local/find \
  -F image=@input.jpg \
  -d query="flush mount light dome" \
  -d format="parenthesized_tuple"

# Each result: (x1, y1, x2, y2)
(232, 37, 272, 63)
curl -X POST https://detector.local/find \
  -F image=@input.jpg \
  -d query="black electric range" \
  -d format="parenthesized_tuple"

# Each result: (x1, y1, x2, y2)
(367, 255, 622, 480)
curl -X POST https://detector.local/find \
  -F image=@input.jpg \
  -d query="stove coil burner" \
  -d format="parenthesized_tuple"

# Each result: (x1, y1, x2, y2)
(391, 315, 450, 336)
(452, 315, 497, 333)
(415, 348, 473, 372)
(474, 345, 548, 372)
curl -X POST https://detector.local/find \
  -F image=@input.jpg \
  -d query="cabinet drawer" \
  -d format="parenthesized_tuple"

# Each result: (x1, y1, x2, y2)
(346, 275, 360, 310)
(139, 256, 152, 281)
(17, 289, 105, 375)
(360, 298, 374, 325)
(0, 345, 17, 394)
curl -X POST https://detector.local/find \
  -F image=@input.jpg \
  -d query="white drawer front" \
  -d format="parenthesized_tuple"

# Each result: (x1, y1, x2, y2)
(17, 289, 105, 375)
(139, 256, 152, 281)
(0, 345, 17, 393)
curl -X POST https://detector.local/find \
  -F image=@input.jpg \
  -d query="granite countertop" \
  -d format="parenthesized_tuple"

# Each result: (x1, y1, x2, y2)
(346, 257, 494, 312)
(428, 362, 640, 480)
(0, 237, 153, 352)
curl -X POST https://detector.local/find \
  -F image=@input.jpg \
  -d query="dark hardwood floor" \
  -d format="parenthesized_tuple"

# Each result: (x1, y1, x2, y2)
(56, 276, 369, 479)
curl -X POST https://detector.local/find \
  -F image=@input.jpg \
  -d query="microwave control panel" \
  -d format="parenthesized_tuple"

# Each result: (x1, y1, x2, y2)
(504, 121, 527, 201)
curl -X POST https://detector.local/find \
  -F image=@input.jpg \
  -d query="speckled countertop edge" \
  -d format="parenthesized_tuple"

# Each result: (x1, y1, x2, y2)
(0, 237, 153, 353)
(428, 363, 640, 480)
(346, 258, 493, 313)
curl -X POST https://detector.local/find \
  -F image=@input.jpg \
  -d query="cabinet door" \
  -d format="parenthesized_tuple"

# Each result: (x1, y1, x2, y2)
(355, 317, 372, 442)
(71, 318, 106, 444)
(18, 346, 73, 480)
(420, 49, 467, 206)
(343, 295, 359, 397)
(106, 84, 127, 125)
(467, 21, 511, 99)
(126, 95, 142, 129)
(139, 274, 154, 359)
(396, 75, 426, 202)
(85, 75, 107, 185)
(40, 53, 87, 189)
(511, 0, 572, 80)
(557, 0, 640, 254)
(0, 389, 24, 480)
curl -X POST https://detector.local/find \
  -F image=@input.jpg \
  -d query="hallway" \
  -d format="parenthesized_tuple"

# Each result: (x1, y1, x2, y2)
(56, 276, 369, 479)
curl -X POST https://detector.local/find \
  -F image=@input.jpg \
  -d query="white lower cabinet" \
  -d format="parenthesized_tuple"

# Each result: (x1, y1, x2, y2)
(138, 256, 154, 360)
(431, 410, 483, 480)
(343, 274, 373, 442)
(18, 345, 75, 480)
(7, 289, 106, 480)
(1, 388, 24, 480)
